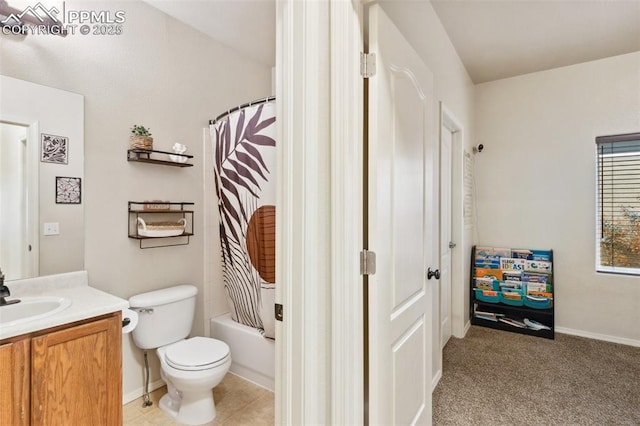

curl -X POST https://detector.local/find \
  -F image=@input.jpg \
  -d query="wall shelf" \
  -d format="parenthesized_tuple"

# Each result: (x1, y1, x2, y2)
(128, 201, 194, 248)
(127, 149, 194, 167)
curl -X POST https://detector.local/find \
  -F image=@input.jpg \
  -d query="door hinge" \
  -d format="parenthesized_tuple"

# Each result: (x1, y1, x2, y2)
(360, 52, 376, 78)
(360, 249, 377, 275)
(275, 303, 283, 322)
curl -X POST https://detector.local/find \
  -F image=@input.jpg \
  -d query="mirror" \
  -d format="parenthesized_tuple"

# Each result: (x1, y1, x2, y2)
(0, 75, 84, 281)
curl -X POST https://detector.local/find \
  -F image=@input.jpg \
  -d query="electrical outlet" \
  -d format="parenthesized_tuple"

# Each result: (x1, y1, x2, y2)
(43, 222, 60, 236)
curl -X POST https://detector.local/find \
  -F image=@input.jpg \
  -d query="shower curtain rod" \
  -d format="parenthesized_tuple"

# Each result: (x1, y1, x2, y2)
(209, 96, 276, 125)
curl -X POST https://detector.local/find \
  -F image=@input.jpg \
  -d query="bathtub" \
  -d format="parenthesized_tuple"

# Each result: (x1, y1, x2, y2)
(210, 313, 275, 391)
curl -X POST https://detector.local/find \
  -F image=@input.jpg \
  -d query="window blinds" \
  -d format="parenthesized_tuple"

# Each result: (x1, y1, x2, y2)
(596, 133, 640, 272)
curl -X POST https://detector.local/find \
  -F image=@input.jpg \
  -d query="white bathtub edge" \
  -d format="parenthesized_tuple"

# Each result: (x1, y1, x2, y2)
(210, 313, 275, 392)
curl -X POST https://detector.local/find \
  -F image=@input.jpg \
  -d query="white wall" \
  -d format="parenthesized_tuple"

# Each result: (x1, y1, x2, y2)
(475, 52, 640, 345)
(0, 0, 271, 400)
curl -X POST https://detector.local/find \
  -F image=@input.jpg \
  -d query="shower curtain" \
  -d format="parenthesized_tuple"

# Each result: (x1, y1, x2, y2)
(210, 98, 276, 339)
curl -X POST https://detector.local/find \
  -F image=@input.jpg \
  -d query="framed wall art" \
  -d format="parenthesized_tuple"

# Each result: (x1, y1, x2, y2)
(56, 176, 81, 204)
(41, 133, 69, 164)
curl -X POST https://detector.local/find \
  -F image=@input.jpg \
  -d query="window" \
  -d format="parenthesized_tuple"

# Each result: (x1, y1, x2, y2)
(596, 132, 640, 275)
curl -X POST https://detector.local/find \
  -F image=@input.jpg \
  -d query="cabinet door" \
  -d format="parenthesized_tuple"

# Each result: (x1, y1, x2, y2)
(31, 314, 122, 425)
(0, 338, 30, 426)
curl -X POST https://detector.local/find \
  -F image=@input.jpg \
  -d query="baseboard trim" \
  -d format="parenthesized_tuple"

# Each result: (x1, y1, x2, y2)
(555, 327, 640, 348)
(431, 369, 442, 392)
(122, 379, 165, 405)
(462, 320, 471, 337)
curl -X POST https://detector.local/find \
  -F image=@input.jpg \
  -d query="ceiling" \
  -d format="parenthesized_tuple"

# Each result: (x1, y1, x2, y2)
(430, 0, 640, 83)
(144, 0, 640, 84)
(143, 0, 276, 67)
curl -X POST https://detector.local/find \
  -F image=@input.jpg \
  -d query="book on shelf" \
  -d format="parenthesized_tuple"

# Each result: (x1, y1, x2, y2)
(522, 272, 550, 283)
(502, 271, 522, 281)
(525, 282, 553, 294)
(525, 260, 552, 273)
(527, 290, 553, 298)
(498, 318, 527, 328)
(511, 249, 533, 259)
(475, 268, 503, 280)
(531, 250, 552, 261)
(500, 257, 527, 271)
(473, 306, 505, 322)
(475, 246, 496, 257)
(475, 314, 499, 322)
(493, 248, 512, 257)
(500, 281, 523, 290)
(474, 277, 496, 290)
(524, 318, 551, 331)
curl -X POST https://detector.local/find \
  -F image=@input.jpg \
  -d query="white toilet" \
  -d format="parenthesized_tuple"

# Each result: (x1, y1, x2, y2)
(129, 284, 231, 425)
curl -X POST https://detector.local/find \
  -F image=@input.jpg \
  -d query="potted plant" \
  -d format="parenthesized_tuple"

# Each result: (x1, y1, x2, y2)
(130, 124, 153, 150)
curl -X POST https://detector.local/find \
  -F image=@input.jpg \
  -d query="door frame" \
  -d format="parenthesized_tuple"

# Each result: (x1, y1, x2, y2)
(439, 102, 466, 339)
(275, 1, 364, 424)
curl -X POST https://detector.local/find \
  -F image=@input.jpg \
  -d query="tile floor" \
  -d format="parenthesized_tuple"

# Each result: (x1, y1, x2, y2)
(123, 373, 275, 426)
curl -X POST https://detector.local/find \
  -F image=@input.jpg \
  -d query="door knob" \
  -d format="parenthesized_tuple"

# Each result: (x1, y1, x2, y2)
(449, 241, 456, 249)
(427, 267, 440, 280)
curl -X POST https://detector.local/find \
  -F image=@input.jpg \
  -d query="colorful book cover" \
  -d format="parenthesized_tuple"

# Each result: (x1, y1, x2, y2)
(475, 260, 501, 269)
(493, 248, 512, 258)
(502, 291, 522, 301)
(475, 277, 496, 290)
(476, 254, 501, 262)
(525, 260, 552, 273)
(502, 271, 522, 281)
(475, 246, 495, 257)
(499, 318, 526, 328)
(527, 290, 553, 298)
(511, 249, 533, 259)
(475, 268, 503, 280)
(525, 282, 552, 294)
(531, 250, 552, 261)
(522, 272, 550, 283)
(500, 257, 527, 271)
(500, 281, 522, 289)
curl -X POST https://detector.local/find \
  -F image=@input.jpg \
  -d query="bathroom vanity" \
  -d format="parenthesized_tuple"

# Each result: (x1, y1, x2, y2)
(0, 272, 127, 425)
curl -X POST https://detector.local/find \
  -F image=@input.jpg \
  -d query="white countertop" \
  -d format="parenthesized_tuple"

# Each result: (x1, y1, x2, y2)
(0, 271, 128, 340)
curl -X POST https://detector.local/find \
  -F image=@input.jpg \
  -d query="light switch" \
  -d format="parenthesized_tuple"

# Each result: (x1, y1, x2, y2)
(43, 222, 60, 236)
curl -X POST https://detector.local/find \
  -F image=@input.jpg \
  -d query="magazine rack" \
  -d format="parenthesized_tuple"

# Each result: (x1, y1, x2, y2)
(470, 245, 555, 339)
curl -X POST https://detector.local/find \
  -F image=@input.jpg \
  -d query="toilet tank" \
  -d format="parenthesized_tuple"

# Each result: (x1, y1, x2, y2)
(129, 284, 198, 349)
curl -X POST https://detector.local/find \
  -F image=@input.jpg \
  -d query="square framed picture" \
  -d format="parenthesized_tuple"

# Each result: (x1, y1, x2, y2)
(56, 177, 81, 204)
(41, 133, 69, 164)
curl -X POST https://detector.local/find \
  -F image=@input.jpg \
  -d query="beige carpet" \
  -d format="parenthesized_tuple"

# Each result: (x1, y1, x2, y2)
(433, 326, 640, 425)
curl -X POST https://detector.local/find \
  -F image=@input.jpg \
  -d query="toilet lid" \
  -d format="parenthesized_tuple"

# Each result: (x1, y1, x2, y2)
(165, 337, 230, 371)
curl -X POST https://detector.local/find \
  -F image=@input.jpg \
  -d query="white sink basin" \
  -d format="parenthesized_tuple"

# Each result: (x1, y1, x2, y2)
(0, 297, 72, 327)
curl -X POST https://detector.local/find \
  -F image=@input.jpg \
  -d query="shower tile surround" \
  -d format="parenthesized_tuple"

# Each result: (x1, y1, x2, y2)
(123, 373, 274, 425)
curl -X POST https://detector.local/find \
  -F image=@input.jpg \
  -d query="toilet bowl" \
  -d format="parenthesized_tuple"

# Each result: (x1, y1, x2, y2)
(157, 337, 231, 425)
(128, 285, 232, 425)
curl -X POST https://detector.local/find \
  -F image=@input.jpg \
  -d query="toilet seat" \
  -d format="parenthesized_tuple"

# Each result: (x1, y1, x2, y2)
(165, 337, 230, 371)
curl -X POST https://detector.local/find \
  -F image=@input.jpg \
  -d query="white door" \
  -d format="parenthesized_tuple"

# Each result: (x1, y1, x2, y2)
(368, 5, 436, 425)
(440, 127, 453, 348)
(0, 121, 38, 280)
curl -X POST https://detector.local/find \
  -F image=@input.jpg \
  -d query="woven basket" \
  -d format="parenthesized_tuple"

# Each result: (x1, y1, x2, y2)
(130, 135, 153, 150)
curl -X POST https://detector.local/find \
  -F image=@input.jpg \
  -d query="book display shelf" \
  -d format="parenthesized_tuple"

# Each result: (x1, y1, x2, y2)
(471, 245, 555, 339)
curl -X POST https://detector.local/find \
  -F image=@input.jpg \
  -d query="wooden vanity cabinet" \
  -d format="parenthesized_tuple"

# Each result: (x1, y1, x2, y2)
(0, 337, 30, 425)
(1, 312, 122, 426)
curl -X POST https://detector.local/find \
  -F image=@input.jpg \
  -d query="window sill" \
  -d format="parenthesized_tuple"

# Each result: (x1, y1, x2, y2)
(596, 266, 640, 277)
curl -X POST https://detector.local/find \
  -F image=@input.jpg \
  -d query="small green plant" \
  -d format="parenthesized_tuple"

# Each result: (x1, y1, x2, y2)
(131, 124, 152, 137)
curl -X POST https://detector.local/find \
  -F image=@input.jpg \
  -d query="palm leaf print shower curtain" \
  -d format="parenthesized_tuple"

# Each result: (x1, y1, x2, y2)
(211, 98, 276, 338)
